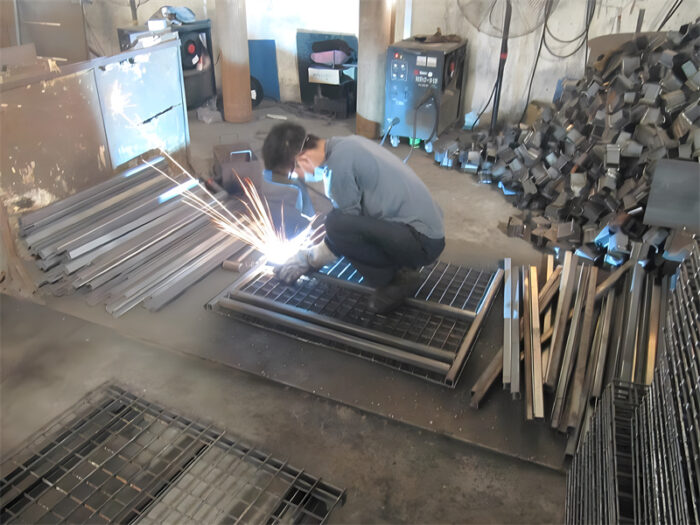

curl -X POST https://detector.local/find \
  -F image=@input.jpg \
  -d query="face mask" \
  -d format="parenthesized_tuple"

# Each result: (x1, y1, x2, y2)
(304, 166, 327, 183)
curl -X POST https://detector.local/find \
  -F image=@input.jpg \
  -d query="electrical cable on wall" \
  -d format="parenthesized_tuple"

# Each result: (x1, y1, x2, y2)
(518, 0, 552, 123)
(542, 0, 596, 59)
(658, 0, 684, 30)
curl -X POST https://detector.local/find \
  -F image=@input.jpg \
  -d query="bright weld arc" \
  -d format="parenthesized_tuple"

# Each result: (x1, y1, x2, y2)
(109, 82, 324, 265)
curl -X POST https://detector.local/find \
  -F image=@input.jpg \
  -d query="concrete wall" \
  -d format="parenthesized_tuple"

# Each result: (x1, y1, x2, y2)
(411, 0, 700, 123)
(80, 0, 698, 117)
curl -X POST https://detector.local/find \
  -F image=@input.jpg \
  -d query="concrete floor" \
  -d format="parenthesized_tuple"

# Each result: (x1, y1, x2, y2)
(0, 103, 566, 523)
(1, 296, 565, 523)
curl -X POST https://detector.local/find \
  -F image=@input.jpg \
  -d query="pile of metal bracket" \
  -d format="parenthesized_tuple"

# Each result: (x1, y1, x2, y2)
(470, 242, 680, 457)
(565, 242, 699, 524)
(432, 23, 699, 268)
(18, 157, 247, 317)
(208, 257, 503, 387)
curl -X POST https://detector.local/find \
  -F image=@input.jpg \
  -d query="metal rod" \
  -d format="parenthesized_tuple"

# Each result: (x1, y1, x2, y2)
(522, 266, 533, 420)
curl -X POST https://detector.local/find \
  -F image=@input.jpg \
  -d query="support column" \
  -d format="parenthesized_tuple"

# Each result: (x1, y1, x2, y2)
(216, 0, 252, 123)
(356, 0, 393, 139)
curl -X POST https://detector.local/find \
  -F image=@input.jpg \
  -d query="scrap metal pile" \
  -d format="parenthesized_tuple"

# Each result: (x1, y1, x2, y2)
(470, 241, 685, 458)
(433, 22, 699, 267)
(566, 242, 699, 524)
(18, 157, 247, 317)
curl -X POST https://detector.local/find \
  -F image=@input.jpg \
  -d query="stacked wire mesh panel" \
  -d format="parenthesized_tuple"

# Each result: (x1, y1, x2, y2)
(208, 257, 503, 387)
(0, 384, 345, 524)
(632, 241, 699, 524)
(566, 241, 700, 524)
(17, 157, 248, 317)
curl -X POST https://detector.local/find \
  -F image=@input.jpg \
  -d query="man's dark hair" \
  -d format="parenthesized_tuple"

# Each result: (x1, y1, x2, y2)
(262, 122, 319, 175)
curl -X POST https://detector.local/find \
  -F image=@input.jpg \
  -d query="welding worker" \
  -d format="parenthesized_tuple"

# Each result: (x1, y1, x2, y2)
(262, 122, 445, 314)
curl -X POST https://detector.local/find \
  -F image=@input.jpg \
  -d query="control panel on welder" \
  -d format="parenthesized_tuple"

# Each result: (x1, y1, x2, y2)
(384, 39, 467, 144)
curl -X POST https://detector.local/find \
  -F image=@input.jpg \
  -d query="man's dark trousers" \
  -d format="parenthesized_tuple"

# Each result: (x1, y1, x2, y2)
(324, 209, 445, 287)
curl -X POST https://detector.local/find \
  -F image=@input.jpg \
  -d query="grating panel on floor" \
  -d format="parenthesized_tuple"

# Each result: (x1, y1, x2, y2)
(209, 260, 503, 387)
(239, 273, 471, 354)
(319, 257, 495, 315)
(0, 385, 345, 525)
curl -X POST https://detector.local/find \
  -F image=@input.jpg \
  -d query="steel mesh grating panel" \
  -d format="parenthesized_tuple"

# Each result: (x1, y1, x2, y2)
(0, 385, 345, 525)
(238, 273, 471, 354)
(319, 257, 495, 314)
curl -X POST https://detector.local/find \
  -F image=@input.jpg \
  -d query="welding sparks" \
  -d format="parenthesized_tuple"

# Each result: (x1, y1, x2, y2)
(109, 82, 323, 264)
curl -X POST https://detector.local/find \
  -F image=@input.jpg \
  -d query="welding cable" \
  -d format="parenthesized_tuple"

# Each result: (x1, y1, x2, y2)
(543, 0, 596, 59)
(380, 117, 400, 146)
(470, 79, 498, 130)
(403, 89, 438, 164)
(519, 0, 552, 123)
(658, 0, 684, 30)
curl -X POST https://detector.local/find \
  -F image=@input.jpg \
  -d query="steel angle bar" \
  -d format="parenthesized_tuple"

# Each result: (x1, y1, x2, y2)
(217, 297, 451, 375)
(503, 258, 512, 386)
(445, 269, 503, 386)
(52, 178, 189, 258)
(539, 266, 563, 315)
(543, 255, 555, 335)
(230, 283, 456, 364)
(61, 203, 199, 275)
(471, 348, 504, 408)
(24, 174, 172, 248)
(510, 267, 521, 398)
(143, 239, 246, 312)
(566, 266, 599, 431)
(71, 204, 212, 288)
(594, 260, 633, 302)
(529, 266, 544, 419)
(60, 189, 188, 259)
(592, 289, 615, 398)
(551, 265, 588, 429)
(99, 226, 220, 306)
(81, 214, 211, 291)
(63, 210, 185, 276)
(522, 267, 533, 420)
(106, 229, 227, 308)
(17, 157, 166, 234)
(545, 252, 578, 389)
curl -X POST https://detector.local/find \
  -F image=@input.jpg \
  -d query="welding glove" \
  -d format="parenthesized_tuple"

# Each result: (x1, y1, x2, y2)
(274, 240, 337, 284)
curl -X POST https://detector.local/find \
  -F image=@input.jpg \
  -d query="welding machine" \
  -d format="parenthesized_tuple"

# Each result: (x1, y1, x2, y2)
(384, 38, 467, 151)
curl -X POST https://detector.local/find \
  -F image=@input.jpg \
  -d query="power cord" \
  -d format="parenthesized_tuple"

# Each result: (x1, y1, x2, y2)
(658, 0, 684, 30)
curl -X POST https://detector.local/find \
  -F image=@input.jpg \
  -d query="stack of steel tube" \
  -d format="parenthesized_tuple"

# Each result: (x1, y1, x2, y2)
(566, 241, 699, 524)
(18, 157, 248, 317)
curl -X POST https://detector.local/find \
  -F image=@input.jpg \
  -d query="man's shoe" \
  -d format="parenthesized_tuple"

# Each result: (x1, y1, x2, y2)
(368, 269, 421, 314)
